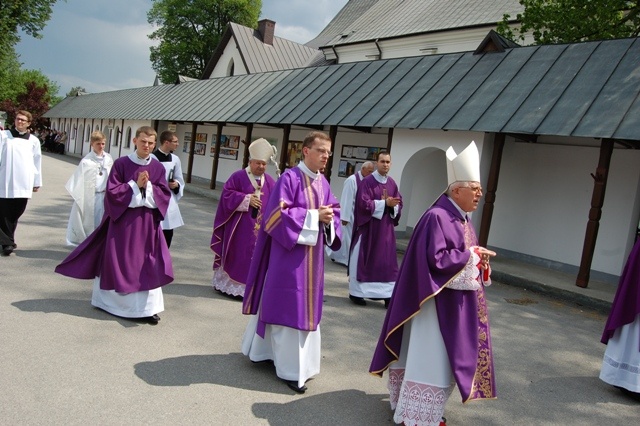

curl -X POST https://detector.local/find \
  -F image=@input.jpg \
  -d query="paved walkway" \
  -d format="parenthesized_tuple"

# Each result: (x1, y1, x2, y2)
(184, 176, 617, 314)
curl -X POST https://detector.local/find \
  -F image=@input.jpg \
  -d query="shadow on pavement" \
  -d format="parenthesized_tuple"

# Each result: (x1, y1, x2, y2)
(135, 353, 292, 394)
(11, 298, 145, 328)
(251, 389, 391, 425)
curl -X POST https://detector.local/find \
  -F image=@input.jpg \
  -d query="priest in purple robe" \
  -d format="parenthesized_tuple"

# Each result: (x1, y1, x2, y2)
(369, 141, 497, 426)
(600, 237, 640, 400)
(55, 126, 173, 325)
(211, 138, 277, 298)
(241, 131, 341, 394)
(349, 152, 402, 307)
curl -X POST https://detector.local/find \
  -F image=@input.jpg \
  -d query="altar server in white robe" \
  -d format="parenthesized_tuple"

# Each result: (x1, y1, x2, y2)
(65, 131, 113, 246)
(151, 130, 185, 248)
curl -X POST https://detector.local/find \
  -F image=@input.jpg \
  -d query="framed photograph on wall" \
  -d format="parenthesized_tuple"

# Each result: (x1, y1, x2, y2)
(183, 132, 192, 153)
(338, 159, 357, 177)
(220, 148, 238, 160)
(196, 133, 208, 143)
(286, 141, 303, 168)
(194, 142, 206, 156)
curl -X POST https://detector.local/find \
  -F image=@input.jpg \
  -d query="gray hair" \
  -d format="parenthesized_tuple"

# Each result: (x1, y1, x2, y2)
(446, 181, 471, 196)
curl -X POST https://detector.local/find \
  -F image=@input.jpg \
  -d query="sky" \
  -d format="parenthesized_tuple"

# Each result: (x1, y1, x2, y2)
(16, 0, 349, 96)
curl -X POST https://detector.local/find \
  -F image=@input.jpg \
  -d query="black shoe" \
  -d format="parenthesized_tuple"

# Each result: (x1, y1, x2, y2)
(282, 379, 307, 394)
(349, 295, 366, 306)
(146, 314, 160, 325)
(2, 245, 14, 256)
(384, 298, 390, 308)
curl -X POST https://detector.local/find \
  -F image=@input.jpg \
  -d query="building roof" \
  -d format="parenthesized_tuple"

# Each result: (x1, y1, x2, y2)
(305, 0, 382, 49)
(202, 22, 319, 78)
(313, 0, 524, 47)
(46, 36, 640, 143)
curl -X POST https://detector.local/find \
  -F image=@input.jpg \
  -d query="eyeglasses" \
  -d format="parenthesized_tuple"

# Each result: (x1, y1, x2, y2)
(464, 185, 483, 193)
(16, 117, 30, 123)
(312, 148, 332, 157)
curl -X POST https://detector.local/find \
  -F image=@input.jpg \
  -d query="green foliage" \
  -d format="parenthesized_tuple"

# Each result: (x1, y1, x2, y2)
(0, 0, 60, 63)
(148, 0, 261, 84)
(497, 0, 640, 44)
(66, 86, 87, 97)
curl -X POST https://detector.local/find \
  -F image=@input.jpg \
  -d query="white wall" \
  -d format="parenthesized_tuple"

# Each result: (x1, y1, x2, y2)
(206, 40, 248, 78)
(489, 139, 640, 276)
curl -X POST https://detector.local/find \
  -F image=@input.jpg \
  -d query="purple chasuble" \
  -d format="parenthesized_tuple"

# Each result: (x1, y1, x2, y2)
(370, 194, 497, 402)
(242, 167, 341, 335)
(601, 238, 640, 346)
(55, 156, 173, 293)
(211, 169, 275, 285)
(352, 173, 402, 282)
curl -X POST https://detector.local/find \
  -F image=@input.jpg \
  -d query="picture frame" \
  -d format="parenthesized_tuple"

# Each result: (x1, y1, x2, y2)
(286, 141, 303, 168)
(194, 142, 206, 156)
(338, 159, 357, 177)
(220, 148, 239, 160)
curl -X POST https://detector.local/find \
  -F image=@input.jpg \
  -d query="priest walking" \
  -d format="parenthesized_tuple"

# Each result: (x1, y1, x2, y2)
(348, 152, 402, 307)
(369, 141, 497, 426)
(55, 126, 173, 325)
(211, 138, 277, 298)
(241, 131, 341, 393)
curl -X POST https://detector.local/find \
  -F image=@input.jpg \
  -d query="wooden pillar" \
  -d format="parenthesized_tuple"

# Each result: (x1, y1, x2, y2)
(210, 123, 223, 189)
(325, 125, 338, 182)
(278, 125, 292, 175)
(387, 128, 394, 153)
(185, 122, 198, 183)
(242, 124, 254, 169)
(479, 133, 506, 247)
(576, 138, 614, 288)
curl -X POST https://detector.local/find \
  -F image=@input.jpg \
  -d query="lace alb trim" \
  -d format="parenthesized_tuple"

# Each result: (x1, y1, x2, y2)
(448, 250, 481, 291)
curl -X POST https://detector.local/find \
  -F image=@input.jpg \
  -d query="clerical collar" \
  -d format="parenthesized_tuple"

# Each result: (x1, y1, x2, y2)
(372, 170, 388, 183)
(9, 128, 30, 139)
(297, 161, 320, 179)
(447, 195, 471, 221)
(158, 148, 171, 156)
(128, 153, 151, 165)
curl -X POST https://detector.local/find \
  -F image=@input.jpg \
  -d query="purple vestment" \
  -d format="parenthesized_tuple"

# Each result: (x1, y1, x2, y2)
(211, 168, 275, 284)
(55, 156, 173, 293)
(370, 194, 496, 402)
(242, 166, 341, 334)
(352, 173, 402, 282)
(601, 238, 640, 345)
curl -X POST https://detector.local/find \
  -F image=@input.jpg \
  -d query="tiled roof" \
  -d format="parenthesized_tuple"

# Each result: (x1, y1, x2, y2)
(46, 36, 640, 143)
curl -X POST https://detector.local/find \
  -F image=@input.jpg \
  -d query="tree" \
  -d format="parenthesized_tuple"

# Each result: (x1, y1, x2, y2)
(497, 0, 640, 44)
(66, 86, 87, 97)
(0, 81, 56, 130)
(0, 0, 60, 63)
(147, 0, 261, 84)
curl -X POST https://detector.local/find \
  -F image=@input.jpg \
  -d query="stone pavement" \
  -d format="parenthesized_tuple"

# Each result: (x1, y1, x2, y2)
(2, 153, 636, 426)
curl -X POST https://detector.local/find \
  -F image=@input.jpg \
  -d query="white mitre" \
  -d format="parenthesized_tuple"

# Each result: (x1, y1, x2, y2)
(446, 141, 481, 185)
(249, 138, 277, 163)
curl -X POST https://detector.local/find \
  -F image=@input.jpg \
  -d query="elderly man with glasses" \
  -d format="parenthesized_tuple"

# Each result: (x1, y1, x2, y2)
(0, 110, 42, 256)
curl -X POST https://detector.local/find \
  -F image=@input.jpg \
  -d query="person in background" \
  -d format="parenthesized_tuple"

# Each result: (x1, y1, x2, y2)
(151, 130, 185, 248)
(241, 131, 341, 393)
(65, 130, 114, 246)
(55, 126, 173, 325)
(211, 138, 277, 299)
(326, 161, 375, 266)
(370, 141, 497, 426)
(0, 110, 42, 256)
(600, 237, 640, 401)
(348, 152, 402, 307)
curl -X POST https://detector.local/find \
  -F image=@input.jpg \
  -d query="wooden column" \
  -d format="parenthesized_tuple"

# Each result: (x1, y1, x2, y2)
(479, 133, 506, 247)
(210, 123, 223, 189)
(278, 125, 292, 175)
(576, 138, 614, 288)
(387, 128, 394, 152)
(325, 125, 338, 182)
(242, 124, 254, 169)
(185, 122, 198, 183)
